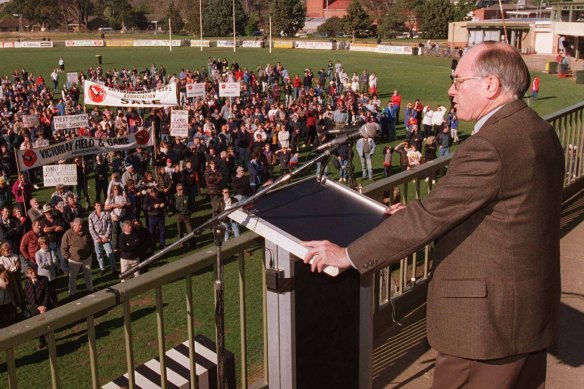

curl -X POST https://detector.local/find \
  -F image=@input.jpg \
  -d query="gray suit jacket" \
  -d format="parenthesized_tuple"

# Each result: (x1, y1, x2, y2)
(348, 99, 564, 360)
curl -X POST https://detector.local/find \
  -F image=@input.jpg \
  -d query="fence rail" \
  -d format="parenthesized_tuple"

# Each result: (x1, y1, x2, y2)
(1, 101, 583, 389)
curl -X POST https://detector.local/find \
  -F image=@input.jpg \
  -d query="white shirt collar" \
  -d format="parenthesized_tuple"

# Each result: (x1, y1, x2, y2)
(472, 105, 505, 135)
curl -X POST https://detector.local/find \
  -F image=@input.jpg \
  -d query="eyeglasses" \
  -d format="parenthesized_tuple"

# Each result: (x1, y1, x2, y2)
(451, 76, 484, 91)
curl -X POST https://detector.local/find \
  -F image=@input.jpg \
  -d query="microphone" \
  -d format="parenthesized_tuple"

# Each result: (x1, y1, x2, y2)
(315, 122, 380, 151)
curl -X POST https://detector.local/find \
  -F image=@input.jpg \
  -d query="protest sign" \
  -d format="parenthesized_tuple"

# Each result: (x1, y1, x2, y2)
(43, 164, 77, 186)
(186, 83, 205, 98)
(170, 110, 189, 137)
(22, 115, 39, 128)
(84, 80, 178, 107)
(53, 114, 89, 130)
(218, 82, 241, 97)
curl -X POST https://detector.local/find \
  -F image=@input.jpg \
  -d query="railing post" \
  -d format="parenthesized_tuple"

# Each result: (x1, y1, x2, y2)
(47, 331, 60, 389)
(238, 251, 248, 389)
(7, 348, 17, 389)
(87, 315, 100, 389)
(185, 275, 198, 389)
(123, 300, 135, 389)
(155, 287, 167, 389)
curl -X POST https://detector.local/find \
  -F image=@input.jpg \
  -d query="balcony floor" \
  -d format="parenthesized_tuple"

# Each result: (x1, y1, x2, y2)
(373, 190, 584, 388)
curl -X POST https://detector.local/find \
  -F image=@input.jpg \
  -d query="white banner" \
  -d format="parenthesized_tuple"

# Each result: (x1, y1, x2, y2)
(217, 40, 239, 47)
(190, 40, 211, 47)
(53, 114, 89, 130)
(67, 72, 78, 86)
(170, 110, 189, 137)
(43, 164, 77, 187)
(65, 40, 104, 47)
(376, 45, 413, 55)
(84, 80, 178, 107)
(13, 41, 54, 48)
(294, 41, 336, 50)
(133, 40, 181, 47)
(242, 40, 263, 48)
(22, 115, 39, 128)
(18, 128, 154, 171)
(218, 82, 241, 97)
(186, 83, 205, 98)
(349, 43, 378, 52)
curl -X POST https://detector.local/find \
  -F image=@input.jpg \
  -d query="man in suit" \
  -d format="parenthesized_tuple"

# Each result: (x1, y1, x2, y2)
(24, 266, 52, 349)
(303, 41, 565, 388)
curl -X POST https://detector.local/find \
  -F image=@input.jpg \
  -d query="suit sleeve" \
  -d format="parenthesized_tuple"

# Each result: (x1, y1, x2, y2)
(348, 136, 503, 273)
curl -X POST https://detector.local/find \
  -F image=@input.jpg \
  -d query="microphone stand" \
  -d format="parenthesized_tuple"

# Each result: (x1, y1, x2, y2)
(119, 142, 342, 280)
(347, 139, 356, 190)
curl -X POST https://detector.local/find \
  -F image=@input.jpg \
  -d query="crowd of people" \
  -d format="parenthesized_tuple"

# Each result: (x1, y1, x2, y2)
(0, 55, 461, 336)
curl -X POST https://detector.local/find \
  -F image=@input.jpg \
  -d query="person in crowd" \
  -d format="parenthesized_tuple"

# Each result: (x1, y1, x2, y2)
(118, 220, 141, 280)
(356, 134, 376, 181)
(94, 154, 110, 204)
(382, 146, 394, 178)
(62, 193, 84, 226)
(0, 264, 18, 328)
(50, 184, 69, 207)
(34, 236, 58, 307)
(88, 202, 118, 276)
(133, 219, 155, 272)
(11, 174, 32, 216)
(0, 206, 22, 251)
(204, 160, 222, 213)
(303, 42, 565, 388)
(0, 177, 11, 211)
(0, 242, 28, 316)
(39, 204, 67, 274)
(105, 184, 129, 250)
(28, 198, 43, 224)
(143, 186, 166, 250)
(436, 124, 453, 157)
(173, 183, 194, 244)
(24, 266, 53, 349)
(216, 188, 240, 241)
(61, 218, 94, 296)
(20, 220, 44, 269)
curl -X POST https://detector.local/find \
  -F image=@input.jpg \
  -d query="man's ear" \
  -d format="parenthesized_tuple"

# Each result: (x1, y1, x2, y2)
(484, 75, 502, 98)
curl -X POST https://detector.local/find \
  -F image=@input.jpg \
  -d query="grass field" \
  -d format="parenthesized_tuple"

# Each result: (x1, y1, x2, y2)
(1, 45, 584, 388)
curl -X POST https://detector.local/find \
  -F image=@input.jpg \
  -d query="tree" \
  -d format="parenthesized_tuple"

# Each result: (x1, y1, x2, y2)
(419, 0, 456, 39)
(270, 0, 305, 37)
(161, 1, 185, 32)
(343, 0, 371, 40)
(203, 0, 247, 37)
(244, 14, 260, 36)
(378, 0, 423, 38)
(317, 16, 345, 38)
(96, 0, 133, 29)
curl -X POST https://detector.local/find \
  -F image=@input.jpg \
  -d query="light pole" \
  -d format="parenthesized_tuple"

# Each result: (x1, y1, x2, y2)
(13, 14, 22, 33)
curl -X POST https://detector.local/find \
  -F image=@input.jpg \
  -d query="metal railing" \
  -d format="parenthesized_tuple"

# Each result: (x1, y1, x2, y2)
(1, 101, 583, 389)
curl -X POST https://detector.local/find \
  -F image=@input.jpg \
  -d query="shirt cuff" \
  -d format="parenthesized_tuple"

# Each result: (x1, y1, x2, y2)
(345, 248, 357, 269)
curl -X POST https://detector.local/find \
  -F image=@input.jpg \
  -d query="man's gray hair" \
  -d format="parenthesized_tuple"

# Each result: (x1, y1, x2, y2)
(473, 41, 530, 100)
(122, 219, 132, 228)
(73, 217, 83, 225)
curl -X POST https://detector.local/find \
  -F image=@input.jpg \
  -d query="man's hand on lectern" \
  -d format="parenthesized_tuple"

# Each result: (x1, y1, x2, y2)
(302, 240, 352, 273)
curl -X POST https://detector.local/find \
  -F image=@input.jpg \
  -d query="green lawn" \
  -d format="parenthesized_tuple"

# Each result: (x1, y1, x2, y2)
(1, 46, 583, 388)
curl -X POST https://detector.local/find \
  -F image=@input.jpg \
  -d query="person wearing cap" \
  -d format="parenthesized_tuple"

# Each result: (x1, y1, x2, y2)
(121, 162, 140, 187)
(40, 204, 67, 274)
(50, 184, 69, 207)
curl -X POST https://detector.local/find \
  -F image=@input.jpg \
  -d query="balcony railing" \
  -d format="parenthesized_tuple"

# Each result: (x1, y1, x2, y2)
(1, 101, 583, 389)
